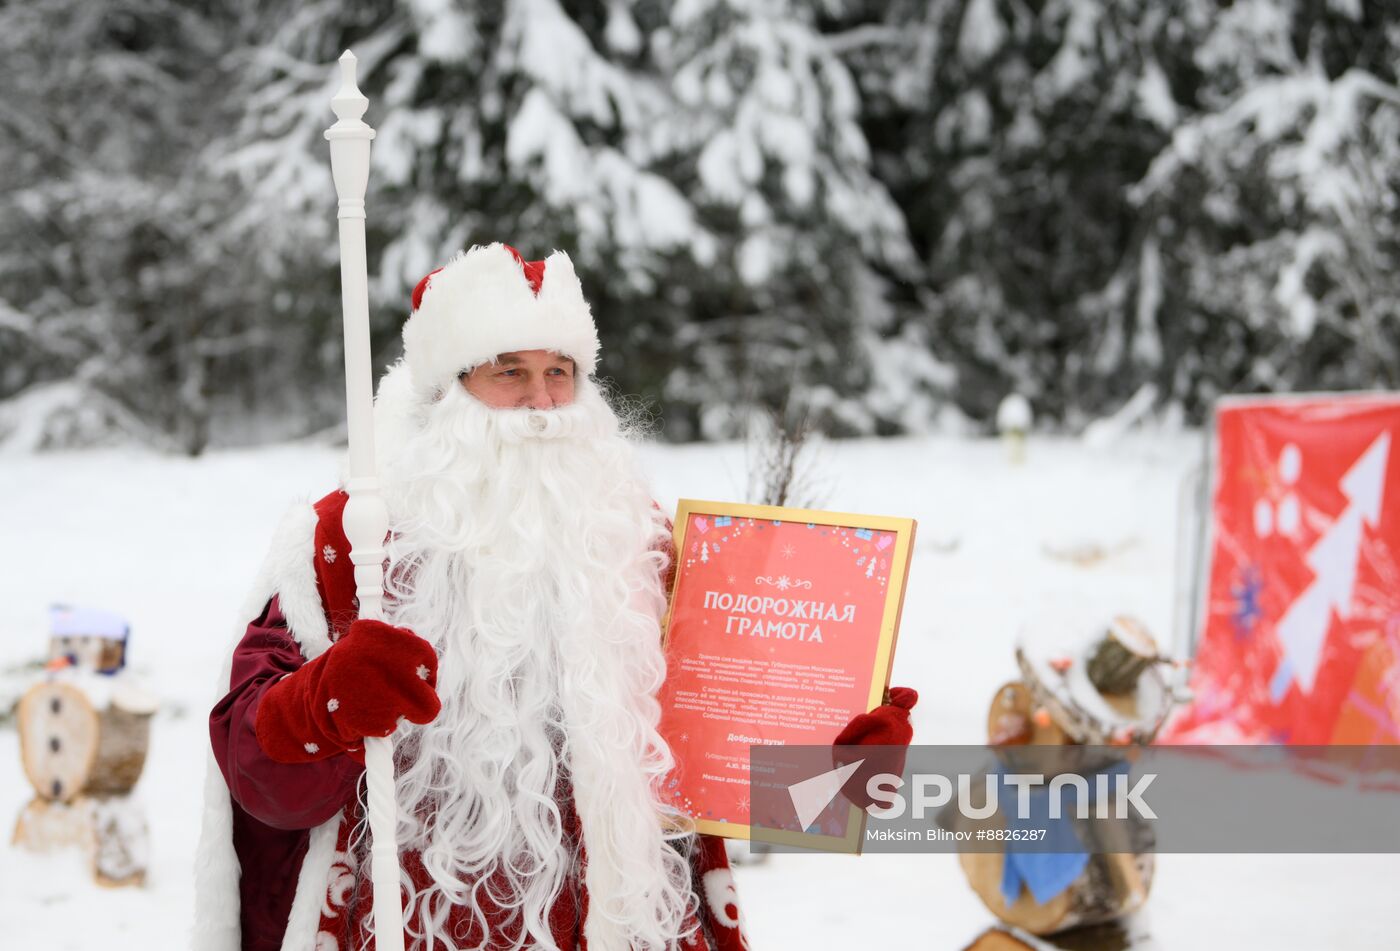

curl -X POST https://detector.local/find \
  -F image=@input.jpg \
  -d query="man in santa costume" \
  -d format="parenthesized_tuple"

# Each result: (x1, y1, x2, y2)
(193, 243, 918, 951)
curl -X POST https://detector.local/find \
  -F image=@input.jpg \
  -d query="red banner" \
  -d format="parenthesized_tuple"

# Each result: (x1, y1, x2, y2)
(1165, 395, 1400, 744)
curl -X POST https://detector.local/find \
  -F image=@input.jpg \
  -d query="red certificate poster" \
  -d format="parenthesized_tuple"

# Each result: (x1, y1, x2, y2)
(656, 500, 916, 846)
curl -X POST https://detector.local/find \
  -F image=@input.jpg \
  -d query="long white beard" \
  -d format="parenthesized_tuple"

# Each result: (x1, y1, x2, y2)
(373, 376, 697, 951)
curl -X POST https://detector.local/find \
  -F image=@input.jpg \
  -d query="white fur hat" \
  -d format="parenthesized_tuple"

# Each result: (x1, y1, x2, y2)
(401, 242, 600, 393)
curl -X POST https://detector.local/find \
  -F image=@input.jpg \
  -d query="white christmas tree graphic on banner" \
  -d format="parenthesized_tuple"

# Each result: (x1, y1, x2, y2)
(1270, 431, 1391, 700)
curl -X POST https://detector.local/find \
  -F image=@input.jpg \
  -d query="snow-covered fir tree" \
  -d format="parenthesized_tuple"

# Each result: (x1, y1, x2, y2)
(0, 0, 249, 453)
(1130, 0, 1400, 413)
(650, 0, 925, 438)
(3, 0, 1400, 449)
(209, 0, 714, 436)
(843, 0, 1400, 425)
(213, 0, 925, 440)
(838, 0, 1200, 426)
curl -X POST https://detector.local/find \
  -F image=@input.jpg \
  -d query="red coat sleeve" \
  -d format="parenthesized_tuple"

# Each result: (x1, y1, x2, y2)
(210, 596, 363, 831)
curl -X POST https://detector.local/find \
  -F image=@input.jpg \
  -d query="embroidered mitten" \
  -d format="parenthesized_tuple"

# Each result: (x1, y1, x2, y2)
(255, 619, 440, 763)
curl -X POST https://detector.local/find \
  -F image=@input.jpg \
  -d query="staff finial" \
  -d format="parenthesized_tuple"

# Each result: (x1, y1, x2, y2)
(328, 50, 374, 134)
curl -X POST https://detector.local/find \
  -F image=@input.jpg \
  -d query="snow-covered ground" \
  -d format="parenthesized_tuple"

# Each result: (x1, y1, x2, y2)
(2, 432, 1397, 949)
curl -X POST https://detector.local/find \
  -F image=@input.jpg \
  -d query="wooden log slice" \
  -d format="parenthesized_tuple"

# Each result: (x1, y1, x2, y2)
(9, 794, 148, 888)
(960, 849, 1074, 934)
(951, 764, 1155, 937)
(18, 681, 152, 801)
(959, 848, 1155, 936)
(962, 926, 1042, 950)
(962, 923, 1142, 951)
(91, 795, 148, 888)
(11, 795, 94, 852)
(85, 702, 152, 795)
(1085, 617, 1159, 696)
(987, 681, 1069, 747)
(988, 682, 1033, 745)
(18, 683, 98, 802)
(1014, 646, 1172, 746)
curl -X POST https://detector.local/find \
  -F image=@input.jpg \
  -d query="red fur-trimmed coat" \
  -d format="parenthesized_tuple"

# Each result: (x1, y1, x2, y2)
(195, 490, 750, 951)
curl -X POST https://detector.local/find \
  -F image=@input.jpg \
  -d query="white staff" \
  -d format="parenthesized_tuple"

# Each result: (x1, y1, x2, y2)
(324, 50, 404, 951)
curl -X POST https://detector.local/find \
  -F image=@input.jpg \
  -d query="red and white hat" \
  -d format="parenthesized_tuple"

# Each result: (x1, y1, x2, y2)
(401, 242, 600, 394)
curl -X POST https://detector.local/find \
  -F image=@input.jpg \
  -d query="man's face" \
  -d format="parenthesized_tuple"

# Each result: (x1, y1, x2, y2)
(460, 349, 576, 409)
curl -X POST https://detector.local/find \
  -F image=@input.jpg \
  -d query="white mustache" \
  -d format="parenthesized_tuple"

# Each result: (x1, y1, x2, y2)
(493, 402, 590, 444)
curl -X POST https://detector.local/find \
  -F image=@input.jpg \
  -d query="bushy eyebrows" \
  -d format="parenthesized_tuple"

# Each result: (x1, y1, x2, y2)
(491, 354, 575, 369)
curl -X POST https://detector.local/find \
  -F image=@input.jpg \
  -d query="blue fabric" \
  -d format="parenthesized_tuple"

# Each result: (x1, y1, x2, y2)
(994, 760, 1130, 906)
(999, 826, 1089, 906)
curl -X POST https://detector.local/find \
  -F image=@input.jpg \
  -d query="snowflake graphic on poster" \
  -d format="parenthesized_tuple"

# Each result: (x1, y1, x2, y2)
(756, 575, 812, 590)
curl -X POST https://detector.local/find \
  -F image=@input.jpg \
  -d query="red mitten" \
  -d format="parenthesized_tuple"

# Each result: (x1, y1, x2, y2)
(255, 619, 441, 764)
(834, 686, 918, 746)
(834, 687, 918, 810)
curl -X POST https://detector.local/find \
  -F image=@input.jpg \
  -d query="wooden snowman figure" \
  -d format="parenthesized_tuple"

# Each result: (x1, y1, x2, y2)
(960, 615, 1179, 947)
(12, 606, 157, 887)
